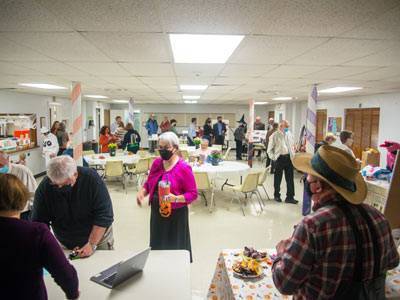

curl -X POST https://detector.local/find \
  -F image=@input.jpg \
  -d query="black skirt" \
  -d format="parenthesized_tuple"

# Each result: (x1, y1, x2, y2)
(150, 192, 193, 262)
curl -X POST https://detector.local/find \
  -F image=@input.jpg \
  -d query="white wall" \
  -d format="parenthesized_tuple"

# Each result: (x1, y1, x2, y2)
(316, 92, 400, 167)
(0, 90, 72, 174)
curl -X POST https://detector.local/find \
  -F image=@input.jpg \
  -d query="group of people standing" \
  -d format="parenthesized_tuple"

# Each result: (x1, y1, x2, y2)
(99, 115, 141, 153)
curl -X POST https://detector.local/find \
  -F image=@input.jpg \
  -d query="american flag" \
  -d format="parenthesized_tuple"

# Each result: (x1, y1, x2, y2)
(306, 85, 318, 153)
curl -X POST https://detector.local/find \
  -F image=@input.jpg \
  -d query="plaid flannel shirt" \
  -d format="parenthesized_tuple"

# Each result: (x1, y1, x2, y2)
(272, 198, 399, 299)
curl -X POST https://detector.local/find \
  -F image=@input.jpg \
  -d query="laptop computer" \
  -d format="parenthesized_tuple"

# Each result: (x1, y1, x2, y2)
(90, 247, 151, 289)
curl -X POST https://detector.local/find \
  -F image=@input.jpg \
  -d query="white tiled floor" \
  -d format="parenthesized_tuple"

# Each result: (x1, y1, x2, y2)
(103, 159, 305, 299)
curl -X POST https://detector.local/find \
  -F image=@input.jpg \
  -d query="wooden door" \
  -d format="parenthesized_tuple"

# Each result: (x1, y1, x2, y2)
(104, 109, 110, 127)
(345, 108, 380, 159)
(316, 109, 327, 143)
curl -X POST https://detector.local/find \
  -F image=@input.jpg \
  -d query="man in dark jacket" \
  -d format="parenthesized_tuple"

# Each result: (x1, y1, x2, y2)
(32, 156, 114, 258)
(213, 116, 227, 146)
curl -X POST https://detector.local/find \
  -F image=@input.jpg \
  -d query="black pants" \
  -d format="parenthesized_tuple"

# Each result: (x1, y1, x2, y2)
(235, 140, 242, 160)
(187, 136, 195, 146)
(215, 135, 224, 146)
(274, 154, 295, 199)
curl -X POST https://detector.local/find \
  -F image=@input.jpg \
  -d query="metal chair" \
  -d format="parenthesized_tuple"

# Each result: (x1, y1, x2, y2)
(226, 172, 263, 216)
(222, 147, 232, 161)
(258, 166, 272, 202)
(194, 171, 215, 212)
(104, 160, 126, 192)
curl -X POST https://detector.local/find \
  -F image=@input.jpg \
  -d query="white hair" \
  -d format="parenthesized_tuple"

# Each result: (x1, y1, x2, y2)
(47, 155, 77, 182)
(159, 132, 179, 149)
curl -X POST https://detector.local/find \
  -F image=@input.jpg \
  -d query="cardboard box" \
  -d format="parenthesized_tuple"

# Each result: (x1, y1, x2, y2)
(361, 150, 380, 168)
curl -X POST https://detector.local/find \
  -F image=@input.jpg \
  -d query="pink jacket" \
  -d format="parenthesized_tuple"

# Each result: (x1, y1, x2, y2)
(143, 157, 198, 209)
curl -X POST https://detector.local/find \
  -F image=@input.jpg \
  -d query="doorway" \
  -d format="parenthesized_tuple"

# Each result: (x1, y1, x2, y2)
(96, 108, 101, 136)
(344, 108, 380, 159)
(315, 109, 327, 143)
(104, 109, 110, 127)
(268, 111, 275, 121)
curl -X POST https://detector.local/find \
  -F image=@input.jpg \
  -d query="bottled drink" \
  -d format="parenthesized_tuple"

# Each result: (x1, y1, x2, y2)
(158, 178, 172, 217)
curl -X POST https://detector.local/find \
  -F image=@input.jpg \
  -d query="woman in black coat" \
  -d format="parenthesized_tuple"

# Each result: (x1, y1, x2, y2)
(122, 123, 141, 149)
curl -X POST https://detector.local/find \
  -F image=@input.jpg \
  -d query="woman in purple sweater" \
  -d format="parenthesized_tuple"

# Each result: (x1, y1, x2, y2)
(137, 132, 198, 262)
(0, 174, 79, 300)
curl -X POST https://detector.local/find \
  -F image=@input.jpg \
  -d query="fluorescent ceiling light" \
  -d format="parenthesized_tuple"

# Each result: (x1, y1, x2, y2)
(48, 102, 62, 106)
(169, 34, 244, 63)
(184, 100, 198, 104)
(272, 96, 292, 101)
(112, 99, 129, 103)
(85, 95, 108, 99)
(254, 102, 268, 105)
(182, 95, 200, 100)
(19, 83, 67, 90)
(319, 87, 363, 93)
(180, 84, 208, 91)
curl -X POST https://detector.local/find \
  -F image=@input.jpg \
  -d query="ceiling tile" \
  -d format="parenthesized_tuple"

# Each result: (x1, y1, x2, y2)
(177, 77, 215, 85)
(252, 0, 399, 36)
(344, 43, 400, 66)
(263, 65, 327, 78)
(288, 38, 395, 66)
(140, 77, 177, 86)
(67, 62, 130, 76)
(303, 66, 380, 80)
(16, 62, 88, 76)
(341, 5, 400, 40)
(99, 76, 149, 88)
(174, 63, 224, 77)
(82, 32, 170, 62)
(214, 77, 250, 85)
(229, 36, 328, 64)
(0, 35, 52, 61)
(37, 0, 162, 32)
(0, 62, 44, 75)
(0, 0, 72, 31)
(221, 64, 277, 77)
(4, 32, 111, 62)
(121, 63, 174, 76)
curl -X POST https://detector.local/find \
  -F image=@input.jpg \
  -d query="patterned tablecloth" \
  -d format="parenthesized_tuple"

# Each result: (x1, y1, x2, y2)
(207, 249, 400, 300)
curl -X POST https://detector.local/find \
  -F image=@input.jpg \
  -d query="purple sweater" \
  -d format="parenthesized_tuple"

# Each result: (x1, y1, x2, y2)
(144, 157, 198, 209)
(0, 217, 79, 300)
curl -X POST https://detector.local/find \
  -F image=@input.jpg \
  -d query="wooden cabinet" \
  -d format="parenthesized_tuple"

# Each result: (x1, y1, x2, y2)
(344, 108, 380, 159)
(315, 109, 327, 143)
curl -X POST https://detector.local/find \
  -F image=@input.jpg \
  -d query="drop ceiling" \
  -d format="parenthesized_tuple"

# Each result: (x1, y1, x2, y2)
(0, 0, 399, 104)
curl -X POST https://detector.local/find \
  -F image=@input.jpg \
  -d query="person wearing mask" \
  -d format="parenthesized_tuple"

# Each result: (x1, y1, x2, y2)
(50, 121, 60, 135)
(267, 120, 297, 204)
(121, 123, 141, 150)
(265, 122, 279, 171)
(338, 130, 356, 158)
(254, 116, 265, 130)
(202, 118, 213, 146)
(213, 116, 227, 146)
(0, 174, 79, 300)
(99, 125, 117, 153)
(187, 117, 197, 146)
(160, 116, 171, 133)
(136, 132, 197, 262)
(110, 116, 122, 134)
(0, 150, 37, 220)
(145, 113, 159, 136)
(169, 119, 178, 135)
(315, 133, 336, 152)
(266, 117, 274, 131)
(234, 120, 246, 160)
(56, 122, 69, 156)
(272, 146, 399, 298)
(32, 156, 114, 258)
(41, 127, 59, 166)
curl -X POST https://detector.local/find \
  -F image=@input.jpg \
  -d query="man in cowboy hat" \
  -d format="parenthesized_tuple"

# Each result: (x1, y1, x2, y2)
(272, 145, 399, 299)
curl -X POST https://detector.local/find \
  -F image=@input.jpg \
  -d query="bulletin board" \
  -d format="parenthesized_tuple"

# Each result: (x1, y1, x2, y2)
(327, 117, 342, 134)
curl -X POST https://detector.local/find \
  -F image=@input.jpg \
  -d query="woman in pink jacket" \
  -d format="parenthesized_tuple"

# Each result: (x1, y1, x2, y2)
(136, 132, 198, 262)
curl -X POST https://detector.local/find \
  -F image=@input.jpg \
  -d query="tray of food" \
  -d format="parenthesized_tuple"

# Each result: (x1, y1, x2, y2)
(232, 257, 264, 279)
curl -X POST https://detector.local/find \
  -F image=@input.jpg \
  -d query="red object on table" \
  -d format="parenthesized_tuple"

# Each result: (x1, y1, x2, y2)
(14, 129, 30, 138)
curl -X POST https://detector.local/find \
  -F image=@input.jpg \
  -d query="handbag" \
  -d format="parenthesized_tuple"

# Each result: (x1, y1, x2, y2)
(334, 201, 386, 300)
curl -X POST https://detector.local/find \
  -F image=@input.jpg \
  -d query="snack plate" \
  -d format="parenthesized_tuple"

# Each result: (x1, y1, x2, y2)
(233, 269, 264, 280)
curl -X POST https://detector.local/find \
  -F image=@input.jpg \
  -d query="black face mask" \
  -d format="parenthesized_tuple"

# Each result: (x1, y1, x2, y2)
(159, 149, 174, 161)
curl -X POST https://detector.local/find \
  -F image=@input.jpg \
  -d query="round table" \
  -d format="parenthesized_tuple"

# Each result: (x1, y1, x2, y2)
(84, 153, 141, 166)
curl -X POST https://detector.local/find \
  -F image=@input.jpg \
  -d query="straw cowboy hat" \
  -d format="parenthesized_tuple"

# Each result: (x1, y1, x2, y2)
(292, 145, 367, 204)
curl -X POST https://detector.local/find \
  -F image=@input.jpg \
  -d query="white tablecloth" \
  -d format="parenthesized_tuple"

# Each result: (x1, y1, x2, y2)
(44, 250, 191, 300)
(84, 153, 141, 166)
(192, 161, 250, 179)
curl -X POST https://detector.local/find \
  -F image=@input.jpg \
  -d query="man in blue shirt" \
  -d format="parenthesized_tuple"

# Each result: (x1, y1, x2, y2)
(213, 116, 227, 146)
(145, 113, 158, 136)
